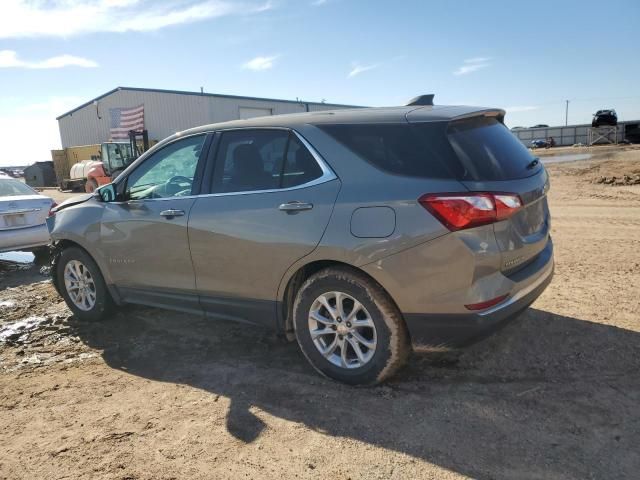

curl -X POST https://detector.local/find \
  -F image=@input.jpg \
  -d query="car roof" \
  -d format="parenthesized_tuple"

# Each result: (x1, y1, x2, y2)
(171, 104, 505, 139)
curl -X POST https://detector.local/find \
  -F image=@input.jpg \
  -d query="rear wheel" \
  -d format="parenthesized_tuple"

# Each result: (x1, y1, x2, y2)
(293, 267, 410, 385)
(56, 247, 113, 321)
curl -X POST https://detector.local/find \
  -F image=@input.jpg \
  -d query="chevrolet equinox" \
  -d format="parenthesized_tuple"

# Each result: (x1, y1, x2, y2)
(48, 98, 554, 385)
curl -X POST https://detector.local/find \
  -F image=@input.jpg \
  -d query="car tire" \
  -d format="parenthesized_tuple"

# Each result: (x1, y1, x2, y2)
(85, 178, 98, 193)
(293, 267, 410, 385)
(56, 247, 113, 322)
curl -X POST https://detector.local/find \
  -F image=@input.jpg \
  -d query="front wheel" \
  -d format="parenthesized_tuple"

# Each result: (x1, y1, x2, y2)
(293, 267, 410, 385)
(56, 247, 113, 321)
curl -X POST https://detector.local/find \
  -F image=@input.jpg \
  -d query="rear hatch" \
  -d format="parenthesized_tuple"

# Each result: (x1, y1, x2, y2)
(410, 114, 551, 274)
(0, 194, 52, 231)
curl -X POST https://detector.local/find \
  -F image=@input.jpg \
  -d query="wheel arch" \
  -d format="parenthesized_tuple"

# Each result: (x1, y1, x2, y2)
(51, 238, 122, 305)
(277, 259, 401, 340)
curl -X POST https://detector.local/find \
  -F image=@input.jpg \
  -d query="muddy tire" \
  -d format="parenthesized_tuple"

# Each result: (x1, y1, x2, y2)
(293, 267, 410, 385)
(85, 178, 98, 193)
(56, 247, 113, 322)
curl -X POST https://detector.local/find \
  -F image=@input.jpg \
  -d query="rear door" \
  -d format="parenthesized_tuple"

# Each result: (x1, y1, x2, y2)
(188, 128, 340, 327)
(441, 116, 550, 272)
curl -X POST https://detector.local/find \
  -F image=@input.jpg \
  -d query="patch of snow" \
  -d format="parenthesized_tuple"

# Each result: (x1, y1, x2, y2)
(0, 300, 16, 308)
(0, 316, 47, 342)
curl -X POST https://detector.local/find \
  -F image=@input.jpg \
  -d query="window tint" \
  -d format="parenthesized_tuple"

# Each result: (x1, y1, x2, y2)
(212, 130, 323, 193)
(126, 134, 205, 200)
(319, 120, 539, 182)
(444, 117, 539, 181)
(281, 135, 323, 188)
(317, 123, 454, 179)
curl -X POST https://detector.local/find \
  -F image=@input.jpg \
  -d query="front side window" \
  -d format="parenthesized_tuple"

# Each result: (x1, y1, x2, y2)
(212, 129, 323, 193)
(125, 135, 205, 200)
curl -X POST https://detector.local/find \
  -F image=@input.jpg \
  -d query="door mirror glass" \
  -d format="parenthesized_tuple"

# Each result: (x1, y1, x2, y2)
(97, 183, 117, 202)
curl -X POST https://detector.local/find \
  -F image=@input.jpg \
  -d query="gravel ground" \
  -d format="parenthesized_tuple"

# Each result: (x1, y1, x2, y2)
(1, 150, 639, 479)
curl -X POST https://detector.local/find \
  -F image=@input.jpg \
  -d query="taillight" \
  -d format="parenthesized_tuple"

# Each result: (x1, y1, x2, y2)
(419, 193, 522, 231)
(48, 202, 58, 218)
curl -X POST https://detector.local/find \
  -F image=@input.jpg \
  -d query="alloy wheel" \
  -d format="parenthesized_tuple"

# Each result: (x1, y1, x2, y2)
(308, 291, 377, 369)
(63, 260, 97, 311)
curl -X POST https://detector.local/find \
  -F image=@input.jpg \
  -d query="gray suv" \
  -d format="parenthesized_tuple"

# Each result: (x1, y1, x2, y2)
(48, 102, 554, 385)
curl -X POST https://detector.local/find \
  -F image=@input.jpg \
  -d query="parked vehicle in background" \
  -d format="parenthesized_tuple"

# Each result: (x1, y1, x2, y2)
(51, 131, 153, 193)
(47, 100, 554, 385)
(0, 177, 55, 254)
(530, 139, 549, 148)
(531, 124, 549, 128)
(592, 109, 618, 127)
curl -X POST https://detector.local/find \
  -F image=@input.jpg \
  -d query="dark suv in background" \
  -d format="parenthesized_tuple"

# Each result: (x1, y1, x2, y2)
(592, 109, 618, 127)
(48, 100, 554, 385)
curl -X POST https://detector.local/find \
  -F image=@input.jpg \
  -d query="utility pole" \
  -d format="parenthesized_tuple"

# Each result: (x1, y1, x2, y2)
(565, 100, 569, 126)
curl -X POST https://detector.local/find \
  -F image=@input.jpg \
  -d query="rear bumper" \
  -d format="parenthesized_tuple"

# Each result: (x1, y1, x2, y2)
(404, 239, 554, 351)
(0, 223, 50, 253)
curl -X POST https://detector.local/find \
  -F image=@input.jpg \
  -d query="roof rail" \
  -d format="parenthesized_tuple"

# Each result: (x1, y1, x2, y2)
(405, 94, 435, 106)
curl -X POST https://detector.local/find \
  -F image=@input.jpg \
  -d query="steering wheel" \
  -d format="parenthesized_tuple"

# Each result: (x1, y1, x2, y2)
(166, 175, 193, 195)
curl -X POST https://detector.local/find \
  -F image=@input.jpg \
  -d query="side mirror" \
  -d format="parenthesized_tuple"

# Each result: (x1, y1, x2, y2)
(97, 183, 117, 202)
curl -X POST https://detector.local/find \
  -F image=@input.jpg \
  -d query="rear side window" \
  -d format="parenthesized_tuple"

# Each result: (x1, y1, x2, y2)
(319, 118, 538, 181)
(281, 135, 323, 188)
(211, 129, 324, 193)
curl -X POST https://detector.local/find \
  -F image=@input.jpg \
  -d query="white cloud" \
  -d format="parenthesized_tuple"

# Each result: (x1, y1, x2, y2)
(0, 0, 273, 38)
(348, 62, 380, 78)
(463, 57, 491, 64)
(242, 55, 279, 71)
(505, 105, 540, 113)
(0, 50, 98, 69)
(454, 57, 492, 76)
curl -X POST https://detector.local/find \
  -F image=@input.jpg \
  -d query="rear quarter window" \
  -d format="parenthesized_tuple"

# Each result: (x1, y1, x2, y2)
(317, 123, 454, 179)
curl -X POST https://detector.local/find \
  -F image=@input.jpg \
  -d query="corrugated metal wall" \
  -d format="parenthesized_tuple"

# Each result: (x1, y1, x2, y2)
(512, 122, 634, 146)
(57, 89, 355, 148)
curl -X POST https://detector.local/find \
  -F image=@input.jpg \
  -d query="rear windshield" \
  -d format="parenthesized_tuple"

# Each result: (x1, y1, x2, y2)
(318, 117, 539, 181)
(0, 178, 37, 197)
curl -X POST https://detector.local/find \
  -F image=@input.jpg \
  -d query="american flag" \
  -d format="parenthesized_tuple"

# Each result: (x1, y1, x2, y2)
(109, 105, 144, 139)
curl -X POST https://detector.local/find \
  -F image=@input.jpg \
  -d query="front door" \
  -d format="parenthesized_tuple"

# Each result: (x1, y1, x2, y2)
(99, 133, 209, 312)
(188, 129, 340, 327)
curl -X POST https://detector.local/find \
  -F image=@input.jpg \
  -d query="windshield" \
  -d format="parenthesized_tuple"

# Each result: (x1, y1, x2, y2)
(0, 178, 38, 197)
(104, 143, 134, 170)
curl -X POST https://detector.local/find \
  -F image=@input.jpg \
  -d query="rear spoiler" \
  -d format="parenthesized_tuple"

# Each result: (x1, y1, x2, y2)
(451, 108, 506, 124)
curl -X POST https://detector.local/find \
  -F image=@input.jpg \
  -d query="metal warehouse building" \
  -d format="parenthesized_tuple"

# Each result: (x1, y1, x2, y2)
(56, 86, 359, 148)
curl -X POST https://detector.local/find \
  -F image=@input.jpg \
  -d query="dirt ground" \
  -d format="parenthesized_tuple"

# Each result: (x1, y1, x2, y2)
(1, 149, 639, 479)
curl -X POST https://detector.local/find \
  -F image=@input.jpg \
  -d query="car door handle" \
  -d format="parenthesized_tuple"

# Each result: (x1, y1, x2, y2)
(160, 209, 185, 218)
(278, 201, 313, 213)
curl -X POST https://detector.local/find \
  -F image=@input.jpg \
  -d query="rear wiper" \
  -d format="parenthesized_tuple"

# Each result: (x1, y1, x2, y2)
(526, 158, 540, 170)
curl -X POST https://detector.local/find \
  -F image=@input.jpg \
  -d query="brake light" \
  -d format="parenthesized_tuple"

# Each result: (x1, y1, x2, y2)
(48, 202, 58, 218)
(419, 193, 522, 231)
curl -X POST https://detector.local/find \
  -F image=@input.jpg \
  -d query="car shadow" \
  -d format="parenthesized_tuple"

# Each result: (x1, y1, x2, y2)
(72, 306, 640, 479)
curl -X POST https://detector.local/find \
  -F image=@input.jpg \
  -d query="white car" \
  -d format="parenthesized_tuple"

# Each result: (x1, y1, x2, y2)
(0, 176, 55, 254)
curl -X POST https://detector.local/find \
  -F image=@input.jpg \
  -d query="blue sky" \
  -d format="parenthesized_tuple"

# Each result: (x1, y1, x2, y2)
(1, 0, 639, 165)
